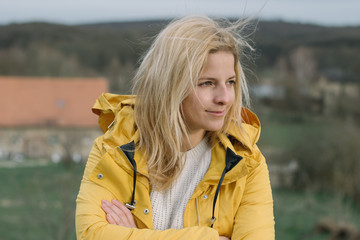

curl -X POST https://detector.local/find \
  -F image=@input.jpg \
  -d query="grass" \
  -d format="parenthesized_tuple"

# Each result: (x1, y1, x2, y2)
(1, 163, 360, 240)
(273, 189, 360, 240)
(0, 163, 83, 240)
(256, 107, 332, 150)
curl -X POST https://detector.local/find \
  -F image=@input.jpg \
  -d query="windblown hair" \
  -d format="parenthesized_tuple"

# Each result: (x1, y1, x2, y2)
(133, 15, 252, 190)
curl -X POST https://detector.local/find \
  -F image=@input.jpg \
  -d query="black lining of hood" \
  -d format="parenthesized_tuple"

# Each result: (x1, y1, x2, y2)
(119, 141, 135, 166)
(119, 141, 136, 210)
(225, 147, 243, 173)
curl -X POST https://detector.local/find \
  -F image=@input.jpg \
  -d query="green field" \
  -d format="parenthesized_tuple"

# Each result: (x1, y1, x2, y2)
(0, 163, 82, 240)
(274, 189, 360, 240)
(1, 163, 359, 240)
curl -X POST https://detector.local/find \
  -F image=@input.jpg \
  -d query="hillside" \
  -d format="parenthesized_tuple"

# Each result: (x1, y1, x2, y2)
(0, 19, 359, 93)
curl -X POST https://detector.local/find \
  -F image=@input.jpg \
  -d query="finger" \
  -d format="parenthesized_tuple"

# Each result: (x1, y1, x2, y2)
(102, 200, 117, 215)
(112, 199, 137, 228)
(102, 200, 124, 217)
(111, 200, 132, 220)
(110, 200, 135, 228)
(107, 209, 125, 226)
(106, 213, 117, 225)
(102, 200, 124, 225)
(219, 236, 230, 240)
(101, 199, 136, 228)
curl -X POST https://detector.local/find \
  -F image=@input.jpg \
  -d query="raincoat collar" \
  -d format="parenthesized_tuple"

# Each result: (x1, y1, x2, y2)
(92, 94, 262, 184)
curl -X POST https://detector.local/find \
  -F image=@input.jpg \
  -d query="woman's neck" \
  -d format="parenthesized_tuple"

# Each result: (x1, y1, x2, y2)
(182, 130, 206, 152)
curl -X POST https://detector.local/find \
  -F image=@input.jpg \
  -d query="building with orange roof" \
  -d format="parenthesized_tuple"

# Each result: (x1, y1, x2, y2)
(0, 76, 109, 163)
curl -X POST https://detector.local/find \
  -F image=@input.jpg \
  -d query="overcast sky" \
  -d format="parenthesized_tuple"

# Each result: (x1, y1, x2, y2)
(1, 0, 359, 26)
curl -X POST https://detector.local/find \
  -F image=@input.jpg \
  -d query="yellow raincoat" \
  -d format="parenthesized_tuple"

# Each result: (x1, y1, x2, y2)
(75, 94, 275, 239)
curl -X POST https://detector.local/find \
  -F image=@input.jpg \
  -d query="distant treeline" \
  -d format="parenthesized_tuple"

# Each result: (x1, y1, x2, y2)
(0, 19, 359, 93)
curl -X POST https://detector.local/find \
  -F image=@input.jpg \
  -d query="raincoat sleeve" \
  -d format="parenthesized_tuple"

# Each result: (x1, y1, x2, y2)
(75, 140, 220, 240)
(231, 150, 275, 240)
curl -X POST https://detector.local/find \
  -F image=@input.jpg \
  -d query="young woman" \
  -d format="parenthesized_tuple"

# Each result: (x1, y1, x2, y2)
(76, 16, 274, 239)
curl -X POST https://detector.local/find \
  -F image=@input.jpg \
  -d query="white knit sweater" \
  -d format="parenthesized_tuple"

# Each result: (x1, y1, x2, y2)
(150, 138, 212, 230)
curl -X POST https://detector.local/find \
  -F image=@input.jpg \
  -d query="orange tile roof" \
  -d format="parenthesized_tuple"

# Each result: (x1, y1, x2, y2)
(0, 76, 108, 127)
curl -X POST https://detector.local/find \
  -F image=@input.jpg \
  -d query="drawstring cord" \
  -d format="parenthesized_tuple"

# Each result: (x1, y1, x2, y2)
(126, 159, 137, 210)
(119, 141, 137, 211)
(210, 147, 243, 228)
(210, 167, 227, 228)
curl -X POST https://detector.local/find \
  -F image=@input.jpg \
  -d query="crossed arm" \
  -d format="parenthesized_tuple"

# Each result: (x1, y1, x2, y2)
(101, 199, 230, 240)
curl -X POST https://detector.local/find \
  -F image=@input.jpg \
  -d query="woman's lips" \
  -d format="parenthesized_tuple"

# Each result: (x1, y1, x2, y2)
(206, 110, 226, 117)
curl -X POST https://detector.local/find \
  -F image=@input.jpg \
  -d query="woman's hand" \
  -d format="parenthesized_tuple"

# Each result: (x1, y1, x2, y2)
(219, 236, 230, 240)
(101, 199, 137, 228)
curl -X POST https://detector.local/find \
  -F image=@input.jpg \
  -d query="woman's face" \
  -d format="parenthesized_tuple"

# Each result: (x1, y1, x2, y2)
(182, 51, 236, 138)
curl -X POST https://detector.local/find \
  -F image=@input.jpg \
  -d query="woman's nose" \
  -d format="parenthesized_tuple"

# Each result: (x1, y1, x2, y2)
(214, 84, 230, 105)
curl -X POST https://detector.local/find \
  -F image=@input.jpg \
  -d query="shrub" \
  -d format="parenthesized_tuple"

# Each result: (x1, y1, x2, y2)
(292, 120, 360, 203)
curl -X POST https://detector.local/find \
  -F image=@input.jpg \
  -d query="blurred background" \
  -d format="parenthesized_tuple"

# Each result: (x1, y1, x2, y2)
(0, 0, 359, 239)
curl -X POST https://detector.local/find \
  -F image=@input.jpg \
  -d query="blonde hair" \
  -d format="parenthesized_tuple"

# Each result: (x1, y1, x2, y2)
(133, 15, 252, 190)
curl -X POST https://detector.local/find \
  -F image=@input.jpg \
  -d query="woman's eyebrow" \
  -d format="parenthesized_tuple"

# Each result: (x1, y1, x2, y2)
(199, 77, 216, 80)
(199, 75, 236, 80)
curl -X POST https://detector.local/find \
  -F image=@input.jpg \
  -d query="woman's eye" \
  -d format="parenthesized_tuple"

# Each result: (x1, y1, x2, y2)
(227, 79, 236, 85)
(199, 81, 213, 86)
